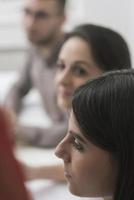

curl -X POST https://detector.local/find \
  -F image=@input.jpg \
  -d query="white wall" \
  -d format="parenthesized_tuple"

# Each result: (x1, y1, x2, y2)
(127, 0, 134, 65)
(0, 1, 26, 48)
(0, 0, 134, 69)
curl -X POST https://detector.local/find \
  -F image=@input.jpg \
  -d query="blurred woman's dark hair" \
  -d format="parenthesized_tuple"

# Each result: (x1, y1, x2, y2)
(63, 24, 132, 71)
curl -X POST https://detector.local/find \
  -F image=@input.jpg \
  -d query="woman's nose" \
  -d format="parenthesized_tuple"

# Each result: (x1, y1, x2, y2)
(55, 138, 70, 163)
(58, 70, 72, 86)
(55, 139, 64, 159)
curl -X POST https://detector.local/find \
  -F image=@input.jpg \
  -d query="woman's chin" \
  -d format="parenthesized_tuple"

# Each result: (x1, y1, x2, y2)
(68, 183, 84, 197)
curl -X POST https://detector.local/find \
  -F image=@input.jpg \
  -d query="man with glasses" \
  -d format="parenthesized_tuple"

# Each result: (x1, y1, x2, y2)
(5, 0, 67, 147)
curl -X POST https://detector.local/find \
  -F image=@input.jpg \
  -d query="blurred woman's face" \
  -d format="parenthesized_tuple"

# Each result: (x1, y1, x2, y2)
(55, 36, 103, 109)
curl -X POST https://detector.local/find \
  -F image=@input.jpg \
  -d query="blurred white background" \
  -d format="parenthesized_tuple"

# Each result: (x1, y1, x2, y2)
(0, 0, 133, 70)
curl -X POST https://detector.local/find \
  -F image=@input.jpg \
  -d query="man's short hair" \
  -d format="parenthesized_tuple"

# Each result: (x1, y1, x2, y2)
(41, 0, 67, 15)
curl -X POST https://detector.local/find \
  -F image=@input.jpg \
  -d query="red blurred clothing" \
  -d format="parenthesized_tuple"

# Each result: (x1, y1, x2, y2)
(0, 108, 30, 200)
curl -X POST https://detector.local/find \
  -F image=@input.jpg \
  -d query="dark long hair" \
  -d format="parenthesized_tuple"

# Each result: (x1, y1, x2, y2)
(63, 24, 132, 71)
(72, 69, 134, 200)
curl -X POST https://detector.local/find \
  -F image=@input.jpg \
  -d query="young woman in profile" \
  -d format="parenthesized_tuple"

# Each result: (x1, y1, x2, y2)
(55, 69, 134, 200)
(0, 108, 31, 200)
(22, 24, 131, 182)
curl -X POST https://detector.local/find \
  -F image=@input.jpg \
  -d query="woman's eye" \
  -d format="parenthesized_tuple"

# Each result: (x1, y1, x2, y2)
(73, 66, 88, 77)
(56, 63, 65, 70)
(72, 137, 84, 152)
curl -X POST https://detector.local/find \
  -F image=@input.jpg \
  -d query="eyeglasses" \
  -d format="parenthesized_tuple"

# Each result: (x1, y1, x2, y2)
(23, 8, 55, 20)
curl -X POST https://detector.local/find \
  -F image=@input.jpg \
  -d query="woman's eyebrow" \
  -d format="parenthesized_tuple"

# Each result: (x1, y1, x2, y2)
(73, 60, 89, 65)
